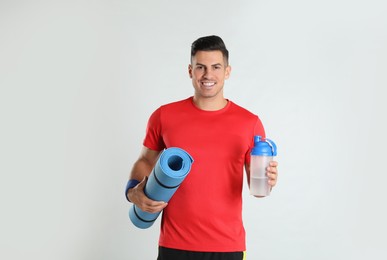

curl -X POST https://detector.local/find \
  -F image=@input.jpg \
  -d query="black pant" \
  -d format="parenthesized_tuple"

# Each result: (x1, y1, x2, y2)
(157, 246, 244, 260)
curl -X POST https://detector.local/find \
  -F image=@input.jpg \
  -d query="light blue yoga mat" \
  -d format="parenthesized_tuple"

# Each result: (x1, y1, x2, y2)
(129, 147, 194, 229)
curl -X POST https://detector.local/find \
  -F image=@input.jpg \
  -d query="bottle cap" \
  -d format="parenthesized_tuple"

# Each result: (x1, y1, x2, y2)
(251, 136, 277, 156)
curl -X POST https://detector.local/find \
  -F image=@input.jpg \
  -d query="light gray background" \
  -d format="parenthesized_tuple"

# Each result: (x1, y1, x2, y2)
(1, 0, 386, 259)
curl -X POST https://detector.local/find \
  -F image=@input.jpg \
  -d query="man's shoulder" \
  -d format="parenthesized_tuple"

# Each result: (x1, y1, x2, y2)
(160, 97, 192, 110)
(229, 100, 258, 118)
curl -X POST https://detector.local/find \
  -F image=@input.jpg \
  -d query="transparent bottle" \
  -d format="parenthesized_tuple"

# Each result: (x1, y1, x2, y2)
(250, 136, 277, 196)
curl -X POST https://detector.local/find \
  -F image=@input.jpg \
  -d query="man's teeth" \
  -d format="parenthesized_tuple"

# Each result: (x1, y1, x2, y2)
(203, 82, 215, 87)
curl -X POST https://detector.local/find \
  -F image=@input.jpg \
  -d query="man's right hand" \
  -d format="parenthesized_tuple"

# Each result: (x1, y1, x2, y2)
(127, 176, 168, 214)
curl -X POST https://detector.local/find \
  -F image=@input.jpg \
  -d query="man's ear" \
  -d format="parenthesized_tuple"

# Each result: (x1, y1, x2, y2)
(225, 65, 232, 79)
(188, 64, 193, 78)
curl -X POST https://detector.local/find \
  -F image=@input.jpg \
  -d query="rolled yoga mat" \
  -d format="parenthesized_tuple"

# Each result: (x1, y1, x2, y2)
(129, 147, 194, 229)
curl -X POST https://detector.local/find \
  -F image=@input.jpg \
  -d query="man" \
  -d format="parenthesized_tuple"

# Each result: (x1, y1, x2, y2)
(126, 35, 278, 260)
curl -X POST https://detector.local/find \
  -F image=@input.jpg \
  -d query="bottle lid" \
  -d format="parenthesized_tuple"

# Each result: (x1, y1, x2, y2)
(251, 136, 277, 156)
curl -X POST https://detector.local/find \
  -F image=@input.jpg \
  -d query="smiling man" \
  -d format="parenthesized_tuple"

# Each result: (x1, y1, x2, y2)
(126, 35, 279, 260)
(189, 45, 231, 110)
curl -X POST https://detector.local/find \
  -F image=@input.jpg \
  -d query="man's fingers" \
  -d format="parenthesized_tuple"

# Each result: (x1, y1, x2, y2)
(141, 200, 168, 213)
(269, 161, 278, 167)
(266, 163, 278, 187)
(135, 175, 168, 213)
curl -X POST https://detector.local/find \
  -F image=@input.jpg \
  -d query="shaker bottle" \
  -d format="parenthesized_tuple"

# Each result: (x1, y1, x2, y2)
(250, 135, 277, 196)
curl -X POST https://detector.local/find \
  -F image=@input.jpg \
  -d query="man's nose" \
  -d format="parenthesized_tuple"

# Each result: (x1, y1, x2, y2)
(203, 68, 212, 78)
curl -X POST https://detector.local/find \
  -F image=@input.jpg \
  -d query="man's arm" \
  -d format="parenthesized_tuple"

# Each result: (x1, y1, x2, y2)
(126, 146, 168, 213)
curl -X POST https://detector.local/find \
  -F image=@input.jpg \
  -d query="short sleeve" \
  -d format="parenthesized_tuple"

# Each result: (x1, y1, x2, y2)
(143, 107, 166, 151)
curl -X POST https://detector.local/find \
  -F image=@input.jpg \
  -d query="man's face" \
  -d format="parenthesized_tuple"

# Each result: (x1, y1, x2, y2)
(189, 50, 231, 100)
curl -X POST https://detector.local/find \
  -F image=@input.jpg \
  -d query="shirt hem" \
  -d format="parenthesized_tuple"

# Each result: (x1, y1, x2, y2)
(158, 242, 246, 253)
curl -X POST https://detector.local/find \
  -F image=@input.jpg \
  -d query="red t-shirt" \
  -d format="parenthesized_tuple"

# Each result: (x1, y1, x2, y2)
(143, 97, 265, 252)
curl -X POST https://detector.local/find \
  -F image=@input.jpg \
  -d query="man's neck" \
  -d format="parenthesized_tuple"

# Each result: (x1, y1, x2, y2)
(192, 96, 228, 111)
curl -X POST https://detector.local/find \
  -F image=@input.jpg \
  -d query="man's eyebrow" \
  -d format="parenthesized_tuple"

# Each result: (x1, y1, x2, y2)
(195, 63, 223, 67)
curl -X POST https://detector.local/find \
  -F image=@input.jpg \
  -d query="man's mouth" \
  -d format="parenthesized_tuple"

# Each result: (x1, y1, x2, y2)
(201, 81, 215, 88)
